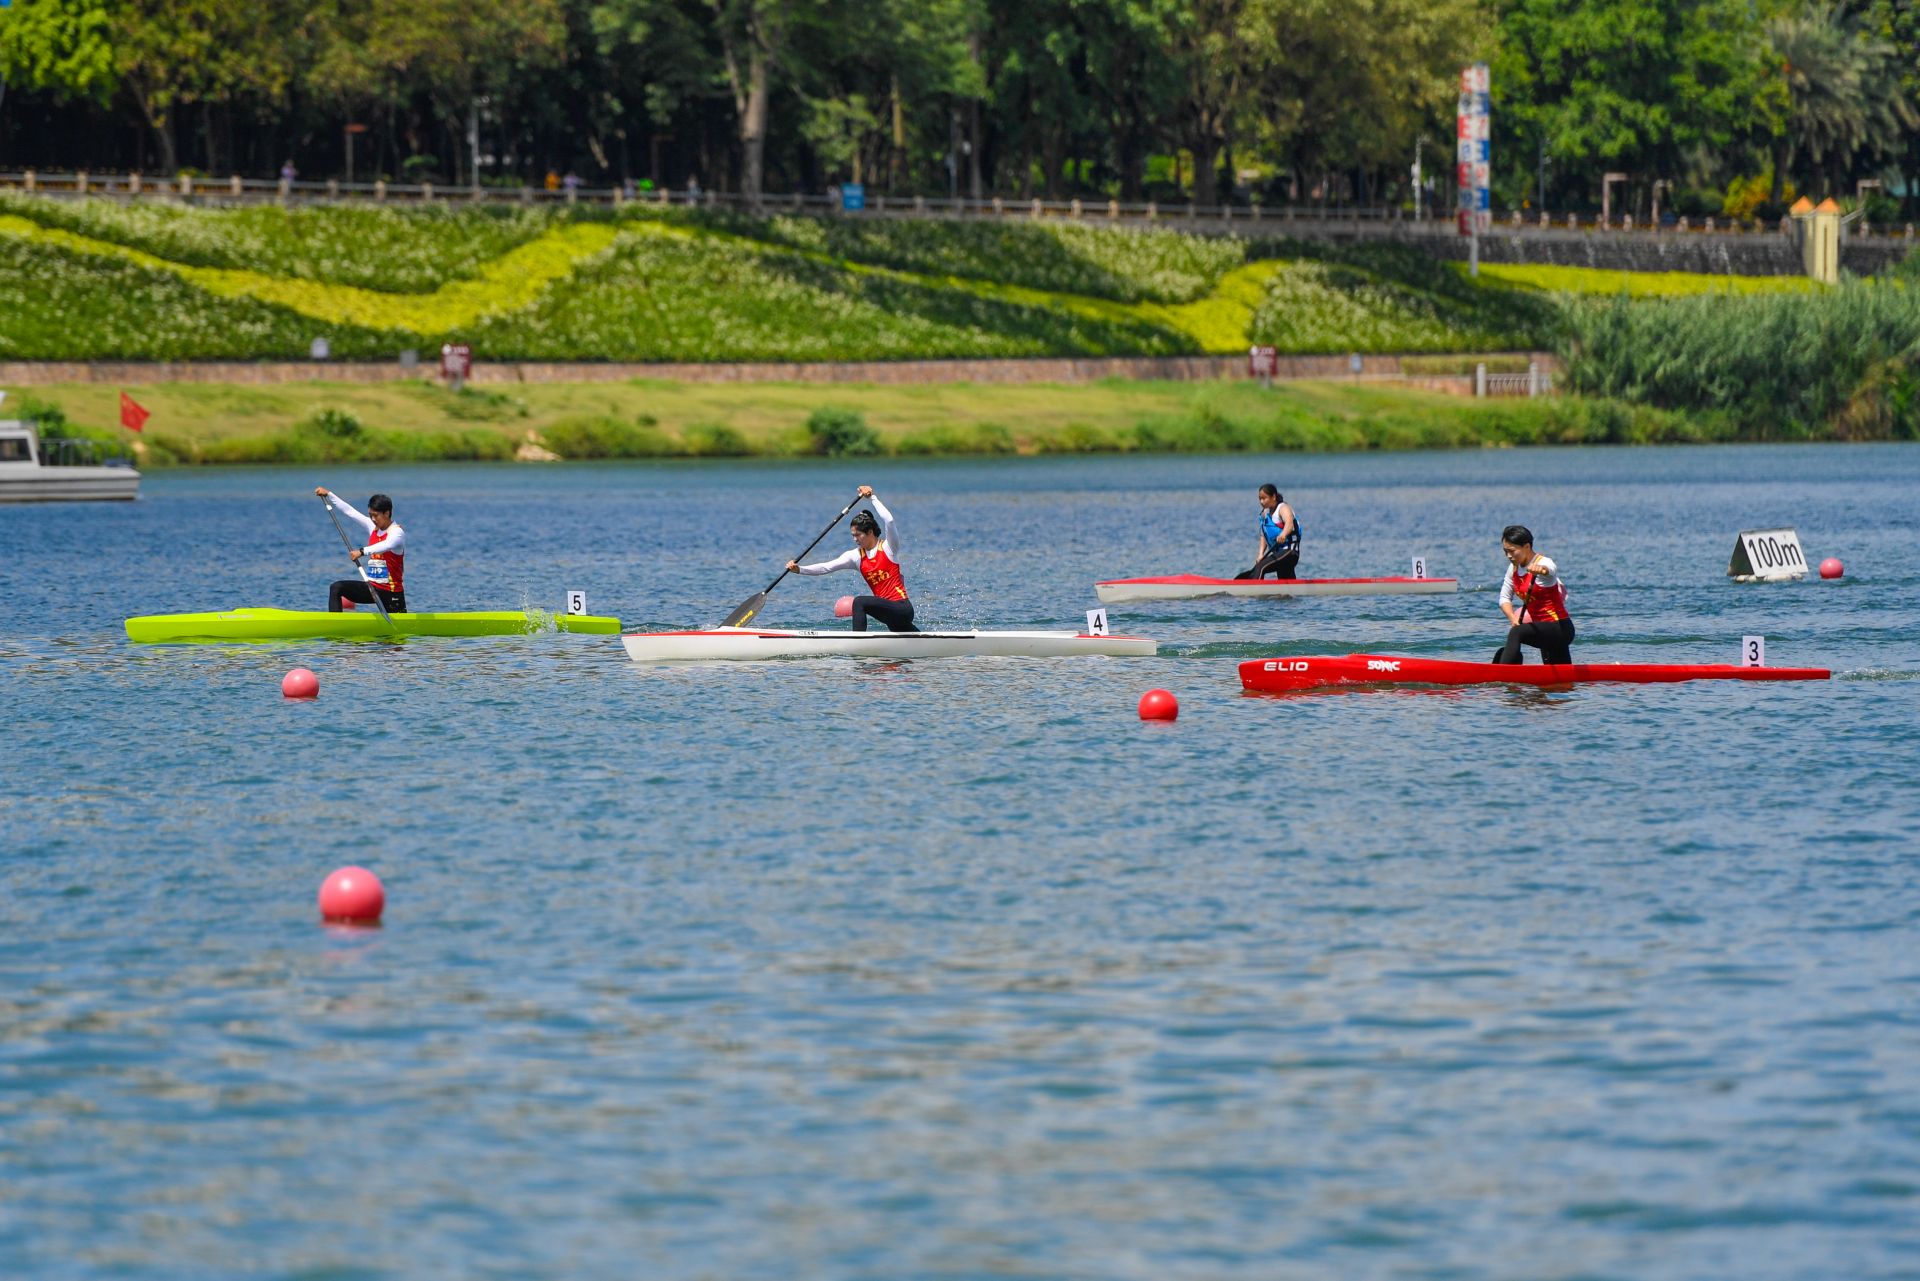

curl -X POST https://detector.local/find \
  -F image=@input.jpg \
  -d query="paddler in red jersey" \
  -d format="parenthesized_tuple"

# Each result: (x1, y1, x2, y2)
(1494, 523, 1573, 664)
(314, 485, 407, 613)
(788, 484, 918, 632)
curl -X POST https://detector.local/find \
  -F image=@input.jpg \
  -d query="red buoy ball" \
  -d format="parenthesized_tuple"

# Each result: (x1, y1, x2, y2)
(1138, 689, 1179, 721)
(318, 866, 385, 924)
(281, 667, 320, 699)
(834, 595, 855, 619)
(1819, 557, 1844, 580)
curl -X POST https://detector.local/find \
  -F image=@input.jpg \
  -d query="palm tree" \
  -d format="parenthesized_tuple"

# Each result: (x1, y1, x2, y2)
(1766, 3, 1917, 202)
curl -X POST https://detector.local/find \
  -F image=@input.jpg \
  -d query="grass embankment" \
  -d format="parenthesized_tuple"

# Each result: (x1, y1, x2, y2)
(0, 194, 1577, 361)
(7, 377, 1730, 466)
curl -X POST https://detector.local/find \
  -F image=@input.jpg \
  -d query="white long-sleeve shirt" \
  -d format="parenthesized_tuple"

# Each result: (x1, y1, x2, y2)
(795, 496, 900, 576)
(1499, 555, 1562, 621)
(329, 496, 406, 559)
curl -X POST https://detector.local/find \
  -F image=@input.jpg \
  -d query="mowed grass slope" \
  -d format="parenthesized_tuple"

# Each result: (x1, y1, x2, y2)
(0, 193, 1788, 363)
(11, 376, 1724, 466)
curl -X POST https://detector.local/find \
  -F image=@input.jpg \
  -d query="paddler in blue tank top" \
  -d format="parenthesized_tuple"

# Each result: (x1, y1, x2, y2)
(1235, 482, 1299, 580)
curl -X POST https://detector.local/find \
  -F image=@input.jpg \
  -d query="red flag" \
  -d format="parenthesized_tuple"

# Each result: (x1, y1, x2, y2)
(119, 391, 150, 433)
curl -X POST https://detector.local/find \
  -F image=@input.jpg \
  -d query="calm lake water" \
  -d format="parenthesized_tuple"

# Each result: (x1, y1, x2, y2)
(3, 445, 1918, 1281)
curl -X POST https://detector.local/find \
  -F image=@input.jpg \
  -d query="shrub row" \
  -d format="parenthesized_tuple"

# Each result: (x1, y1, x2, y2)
(1561, 281, 1920, 439)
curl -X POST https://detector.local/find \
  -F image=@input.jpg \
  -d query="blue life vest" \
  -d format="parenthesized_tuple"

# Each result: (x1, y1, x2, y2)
(1259, 505, 1299, 555)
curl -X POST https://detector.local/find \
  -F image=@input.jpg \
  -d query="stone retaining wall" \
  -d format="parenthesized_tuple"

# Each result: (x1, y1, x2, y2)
(1399, 229, 1907, 277)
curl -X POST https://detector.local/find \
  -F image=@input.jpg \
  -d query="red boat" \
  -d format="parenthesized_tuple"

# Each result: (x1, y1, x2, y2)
(1239, 653, 1832, 693)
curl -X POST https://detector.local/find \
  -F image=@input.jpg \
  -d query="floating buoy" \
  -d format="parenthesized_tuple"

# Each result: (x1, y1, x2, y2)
(1819, 557, 1844, 580)
(1138, 689, 1179, 721)
(318, 866, 385, 924)
(834, 595, 854, 618)
(281, 667, 319, 699)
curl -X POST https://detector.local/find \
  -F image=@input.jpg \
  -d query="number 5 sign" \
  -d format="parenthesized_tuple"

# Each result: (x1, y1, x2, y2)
(565, 590, 587, 616)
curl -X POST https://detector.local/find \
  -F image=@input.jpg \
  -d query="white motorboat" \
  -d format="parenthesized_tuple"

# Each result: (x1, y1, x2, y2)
(622, 626, 1158, 663)
(1094, 573, 1457, 603)
(0, 418, 140, 502)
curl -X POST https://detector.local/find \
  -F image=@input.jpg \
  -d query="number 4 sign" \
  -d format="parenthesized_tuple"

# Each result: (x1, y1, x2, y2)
(1742, 635, 1765, 668)
(1085, 608, 1109, 636)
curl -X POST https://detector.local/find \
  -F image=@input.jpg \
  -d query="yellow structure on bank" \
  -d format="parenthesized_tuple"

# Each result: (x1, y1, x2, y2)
(1790, 196, 1842, 284)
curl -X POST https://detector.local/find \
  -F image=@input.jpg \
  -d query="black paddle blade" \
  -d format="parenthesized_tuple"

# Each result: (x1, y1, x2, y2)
(721, 592, 767, 628)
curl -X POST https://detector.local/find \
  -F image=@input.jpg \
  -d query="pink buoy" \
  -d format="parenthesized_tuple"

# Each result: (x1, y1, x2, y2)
(1819, 557, 1844, 580)
(281, 667, 319, 699)
(318, 866, 385, 924)
(834, 595, 855, 619)
(1138, 689, 1179, 721)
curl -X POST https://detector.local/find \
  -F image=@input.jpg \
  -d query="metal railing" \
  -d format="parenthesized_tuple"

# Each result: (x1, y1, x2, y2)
(1475, 363, 1555, 398)
(8, 169, 1917, 241)
(36, 434, 136, 468)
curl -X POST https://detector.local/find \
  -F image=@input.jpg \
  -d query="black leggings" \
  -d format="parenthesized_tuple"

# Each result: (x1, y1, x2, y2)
(852, 595, 916, 633)
(328, 580, 406, 613)
(1237, 546, 1299, 580)
(1496, 618, 1574, 665)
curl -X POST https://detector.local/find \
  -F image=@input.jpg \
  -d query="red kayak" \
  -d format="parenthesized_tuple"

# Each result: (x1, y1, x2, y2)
(1240, 653, 1832, 693)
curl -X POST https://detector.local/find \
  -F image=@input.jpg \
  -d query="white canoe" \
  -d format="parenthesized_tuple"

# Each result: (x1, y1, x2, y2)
(622, 627, 1158, 663)
(1095, 573, 1458, 603)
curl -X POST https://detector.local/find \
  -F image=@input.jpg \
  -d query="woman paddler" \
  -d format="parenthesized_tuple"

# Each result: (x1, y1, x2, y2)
(314, 485, 407, 613)
(1494, 523, 1573, 664)
(1236, 482, 1299, 579)
(787, 484, 918, 633)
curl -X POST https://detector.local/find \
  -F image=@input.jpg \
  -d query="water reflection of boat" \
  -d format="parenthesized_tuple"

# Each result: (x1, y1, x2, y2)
(0, 418, 141, 502)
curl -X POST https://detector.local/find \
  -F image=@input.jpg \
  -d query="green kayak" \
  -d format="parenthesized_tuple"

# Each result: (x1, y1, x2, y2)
(125, 607, 623, 644)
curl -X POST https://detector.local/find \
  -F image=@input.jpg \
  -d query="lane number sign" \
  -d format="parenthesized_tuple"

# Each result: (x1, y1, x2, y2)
(1728, 528, 1808, 582)
(1086, 608, 1109, 636)
(1411, 555, 1429, 579)
(565, 590, 587, 616)
(1742, 635, 1765, 668)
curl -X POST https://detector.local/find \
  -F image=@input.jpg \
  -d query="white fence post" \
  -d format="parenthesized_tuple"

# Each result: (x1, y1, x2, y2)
(1475, 363, 1487, 397)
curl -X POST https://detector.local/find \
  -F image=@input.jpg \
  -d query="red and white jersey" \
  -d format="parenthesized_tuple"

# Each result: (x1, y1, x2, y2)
(331, 497, 406, 594)
(794, 496, 908, 600)
(857, 545, 907, 601)
(1501, 555, 1567, 623)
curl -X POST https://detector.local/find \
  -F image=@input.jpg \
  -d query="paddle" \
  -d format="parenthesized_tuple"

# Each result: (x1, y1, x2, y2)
(320, 494, 397, 629)
(721, 490, 866, 627)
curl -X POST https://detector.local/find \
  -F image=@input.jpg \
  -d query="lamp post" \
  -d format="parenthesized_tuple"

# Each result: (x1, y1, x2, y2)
(1602, 172, 1627, 228)
(344, 123, 368, 186)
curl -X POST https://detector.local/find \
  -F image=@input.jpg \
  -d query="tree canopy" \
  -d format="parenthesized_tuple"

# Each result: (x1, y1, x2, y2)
(2, 0, 1917, 215)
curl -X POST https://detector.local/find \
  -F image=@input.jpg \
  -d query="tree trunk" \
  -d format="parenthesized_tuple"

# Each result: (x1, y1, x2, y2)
(968, 97, 983, 199)
(1191, 138, 1221, 206)
(740, 46, 768, 203)
(1041, 127, 1066, 199)
(129, 80, 178, 174)
(890, 74, 905, 191)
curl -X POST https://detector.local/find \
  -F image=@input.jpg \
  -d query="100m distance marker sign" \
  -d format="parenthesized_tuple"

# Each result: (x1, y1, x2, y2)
(1728, 528, 1809, 582)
